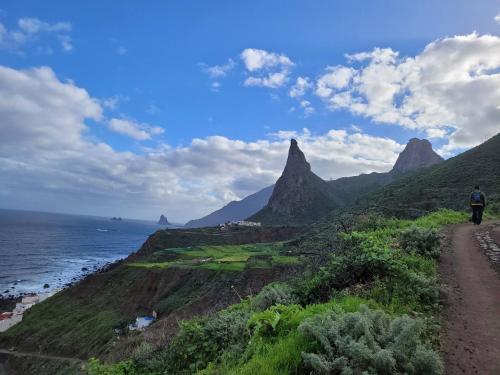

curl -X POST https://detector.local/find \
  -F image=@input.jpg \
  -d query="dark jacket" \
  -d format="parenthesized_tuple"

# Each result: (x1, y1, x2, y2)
(469, 190, 486, 207)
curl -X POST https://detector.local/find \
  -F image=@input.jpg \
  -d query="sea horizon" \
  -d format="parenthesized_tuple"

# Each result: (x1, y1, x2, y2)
(0, 208, 171, 298)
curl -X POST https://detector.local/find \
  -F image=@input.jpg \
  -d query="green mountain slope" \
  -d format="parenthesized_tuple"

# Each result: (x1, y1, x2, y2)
(251, 138, 443, 226)
(0, 226, 301, 372)
(358, 133, 500, 218)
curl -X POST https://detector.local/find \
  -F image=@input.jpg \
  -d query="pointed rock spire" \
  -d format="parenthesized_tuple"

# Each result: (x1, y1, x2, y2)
(264, 139, 336, 218)
(391, 138, 443, 174)
(158, 214, 170, 225)
(283, 138, 311, 175)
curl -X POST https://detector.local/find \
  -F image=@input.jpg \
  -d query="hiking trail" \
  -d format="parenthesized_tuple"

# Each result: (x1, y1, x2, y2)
(440, 221, 500, 374)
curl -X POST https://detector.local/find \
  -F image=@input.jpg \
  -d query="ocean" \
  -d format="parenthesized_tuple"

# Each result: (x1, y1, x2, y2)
(0, 209, 165, 297)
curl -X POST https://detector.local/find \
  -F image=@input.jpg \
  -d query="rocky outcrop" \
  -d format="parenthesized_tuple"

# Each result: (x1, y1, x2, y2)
(391, 138, 443, 174)
(158, 215, 170, 226)
(250, 139, 338, 225)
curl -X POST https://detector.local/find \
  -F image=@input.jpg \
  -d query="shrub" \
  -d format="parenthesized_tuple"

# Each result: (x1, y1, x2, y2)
(251, 283, 298, 311)
(487, 200, 500, 216)
(161, 305, 251, 374)
(87, 358, 137, 375)
(399, 226, 441, 258)
(368, 272, 439, 314)
(248, 304, 305, 338)
(297, 233, 398, 304)
(299, 305, 443, 375)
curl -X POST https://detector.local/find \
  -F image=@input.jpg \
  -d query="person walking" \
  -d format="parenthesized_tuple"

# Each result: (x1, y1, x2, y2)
(470, 186, 486, 225)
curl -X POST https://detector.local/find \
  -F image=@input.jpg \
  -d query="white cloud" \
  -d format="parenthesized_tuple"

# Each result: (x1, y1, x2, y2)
(244, 71, 289, 88)
(495, 13, 500, 24)
(0, 17, 73, 52)
(101, 96, 119, 110)
(315, 66, 356, 98)
(426, 128, 448, 139)
(350, 124, 362, 133)
(240, 48, 294, 89)
(315, 33, 500, 152)
(0, 65, 406, 222)
(108, 118, 164, 140)
(240, 48, 293, 71)
(18, 18, 71, 34)
(202, 59, 236, 78)
(345, 48, 399, 64)
(299, 100, 315, 117)
(289, 76, 312, 98)
(58, 35, 73, 51)
(200, 59, 236, 92)
(211, 81, 221, 92)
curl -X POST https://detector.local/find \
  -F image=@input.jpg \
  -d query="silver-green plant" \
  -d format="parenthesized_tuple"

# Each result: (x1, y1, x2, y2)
(299, 305, 443, 375)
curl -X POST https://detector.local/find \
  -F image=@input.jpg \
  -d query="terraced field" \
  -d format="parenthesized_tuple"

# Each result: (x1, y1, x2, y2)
(127, 243, 300, 271)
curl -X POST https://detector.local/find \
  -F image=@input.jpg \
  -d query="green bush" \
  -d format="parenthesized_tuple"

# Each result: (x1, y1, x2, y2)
(251, 283, 298, 312)
(299, 305, 443, 375)
(297, 233, 398, 304)
(161, 305, 251, 374)
(399, 226, 441, 258)
(487, 200, 500, 215)
(87, 358, 137, 375)
(368, 272, 439, 314)
(248, 304, 305, 338)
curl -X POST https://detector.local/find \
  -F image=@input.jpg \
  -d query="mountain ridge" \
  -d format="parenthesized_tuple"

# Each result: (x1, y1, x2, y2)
(355, 133, 500, 218)
(184, 185, 274, 228)
(185, 137, 444, 228)
(251, 137, 444, 226)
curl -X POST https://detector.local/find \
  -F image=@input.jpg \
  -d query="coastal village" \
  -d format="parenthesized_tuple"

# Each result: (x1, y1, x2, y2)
(0, 292, 57, 333)
(218, 220, 261, 231)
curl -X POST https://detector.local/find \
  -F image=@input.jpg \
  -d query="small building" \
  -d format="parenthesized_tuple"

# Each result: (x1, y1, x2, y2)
(220, 221, 262, 229)
(128, 316, 155, 331)
(233, 220, 261, 227)
(13, 302, 35, 316)
(0, 312, 13, 320)
(21, 295, 39, 304)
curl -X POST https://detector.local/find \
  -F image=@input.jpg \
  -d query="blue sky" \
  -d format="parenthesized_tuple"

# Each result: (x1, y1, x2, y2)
(1, 1, 500, 221)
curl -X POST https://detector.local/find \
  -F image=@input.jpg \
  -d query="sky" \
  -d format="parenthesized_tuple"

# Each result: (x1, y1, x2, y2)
(1, 0, 500, 222)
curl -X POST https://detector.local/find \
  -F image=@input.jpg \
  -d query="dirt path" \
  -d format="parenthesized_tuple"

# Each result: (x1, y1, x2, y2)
(440, 221, 500, 375)
(0, 348, 83, 364)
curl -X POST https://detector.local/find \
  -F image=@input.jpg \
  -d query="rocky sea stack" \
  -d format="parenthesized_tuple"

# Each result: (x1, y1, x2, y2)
(158, 214, 170, 226)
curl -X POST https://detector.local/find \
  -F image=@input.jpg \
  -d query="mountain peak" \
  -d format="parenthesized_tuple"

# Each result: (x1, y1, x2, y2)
(391, 138, 443, 174)
(250, 139, 338, 224)
(284, 138, 311, 175)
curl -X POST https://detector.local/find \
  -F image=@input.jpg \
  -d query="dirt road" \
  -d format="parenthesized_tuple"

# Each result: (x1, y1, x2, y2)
(440, 221, 500, 374)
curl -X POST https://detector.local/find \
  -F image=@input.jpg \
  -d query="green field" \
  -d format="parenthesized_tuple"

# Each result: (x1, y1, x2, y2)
(127, 243, 300, 271)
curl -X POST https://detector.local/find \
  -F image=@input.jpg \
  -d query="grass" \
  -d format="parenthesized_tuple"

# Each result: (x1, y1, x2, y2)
(88, 209, 469, 375)
(126, 243, 301, 272)
(198, 262, 247, 272)
(1, 292, 122, 357)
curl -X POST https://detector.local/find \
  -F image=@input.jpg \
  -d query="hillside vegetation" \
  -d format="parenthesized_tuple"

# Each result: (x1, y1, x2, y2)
(0, 226, 301, 367)
(128, 243, 300, 272)
(88, 209, 477, 375)
(358, 133, 500, 218)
